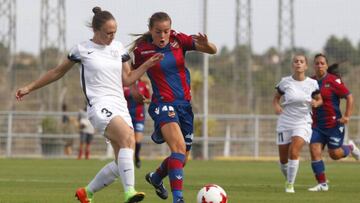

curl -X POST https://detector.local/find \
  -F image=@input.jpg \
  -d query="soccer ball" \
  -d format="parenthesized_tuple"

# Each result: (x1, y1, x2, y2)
(196, 184, 228, 203)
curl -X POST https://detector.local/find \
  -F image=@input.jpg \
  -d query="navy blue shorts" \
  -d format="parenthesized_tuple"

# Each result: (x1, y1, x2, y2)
(132, 120, 145, 133)
(310, 125, 345, 149)
(148, 101, 194, 151)
(80, 132, 93, 144)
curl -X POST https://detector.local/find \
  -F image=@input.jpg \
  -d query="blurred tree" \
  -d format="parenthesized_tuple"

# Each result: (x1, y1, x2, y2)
(324, 36, 357, 64)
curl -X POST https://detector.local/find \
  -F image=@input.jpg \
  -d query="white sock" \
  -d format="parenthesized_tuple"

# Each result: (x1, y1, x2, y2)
(117, 148, 135, 192)
(279, 162, 288, 179)
(87, 161, 119, 193)
(287, 159, 299, 184)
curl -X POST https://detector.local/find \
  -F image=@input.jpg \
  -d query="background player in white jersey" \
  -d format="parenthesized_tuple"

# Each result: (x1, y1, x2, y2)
(15, 6, 163, 203)
(273, 54, 322, 193)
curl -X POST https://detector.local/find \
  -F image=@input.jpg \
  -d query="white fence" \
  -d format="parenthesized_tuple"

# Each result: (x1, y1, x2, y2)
(1, 111, 360, 159)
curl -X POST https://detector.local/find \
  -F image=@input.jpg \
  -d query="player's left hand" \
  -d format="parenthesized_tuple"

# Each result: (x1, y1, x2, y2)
(193, 33, 209, 46)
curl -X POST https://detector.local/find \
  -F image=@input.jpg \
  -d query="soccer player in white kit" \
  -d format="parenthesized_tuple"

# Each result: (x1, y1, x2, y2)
(273, 54, 323, 193)
(15, 7, 163, 203)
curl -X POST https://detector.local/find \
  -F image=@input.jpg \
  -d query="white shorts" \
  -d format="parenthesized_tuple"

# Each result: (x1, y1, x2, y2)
(87, 101, 133, 136)
(276, 127, 312, 145)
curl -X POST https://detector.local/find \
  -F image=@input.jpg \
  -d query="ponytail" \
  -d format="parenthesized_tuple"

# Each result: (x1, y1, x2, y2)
(128, 32, 152, 53)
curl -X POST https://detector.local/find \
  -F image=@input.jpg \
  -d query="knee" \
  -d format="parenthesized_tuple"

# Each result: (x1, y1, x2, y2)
(328, 150, 341, 160)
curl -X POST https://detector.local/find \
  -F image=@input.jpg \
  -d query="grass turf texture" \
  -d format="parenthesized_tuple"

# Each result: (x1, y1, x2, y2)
(0, 159, 359, 203)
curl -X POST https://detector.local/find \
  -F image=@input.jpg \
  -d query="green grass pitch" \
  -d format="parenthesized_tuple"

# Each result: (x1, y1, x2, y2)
(0, 159, 359, 203)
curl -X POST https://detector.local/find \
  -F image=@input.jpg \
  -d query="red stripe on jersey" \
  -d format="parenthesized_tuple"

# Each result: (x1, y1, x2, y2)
(148, 63, 175, 101)
(171, 45, 191, 100)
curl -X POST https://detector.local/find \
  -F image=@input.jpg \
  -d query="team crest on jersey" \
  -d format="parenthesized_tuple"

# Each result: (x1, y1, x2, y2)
(325, 83, 330, 88)
(111, 50, 119, 57)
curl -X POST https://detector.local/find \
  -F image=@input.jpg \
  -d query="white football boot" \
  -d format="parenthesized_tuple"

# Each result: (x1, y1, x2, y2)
(349, 140, 360, 160)
(308, 183, 329, 192)
(285, 182, 295, 193)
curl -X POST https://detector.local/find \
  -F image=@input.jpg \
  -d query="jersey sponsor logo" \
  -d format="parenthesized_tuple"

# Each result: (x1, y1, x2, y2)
(87, 50, 94, 54)
(141, 50, 156, 55)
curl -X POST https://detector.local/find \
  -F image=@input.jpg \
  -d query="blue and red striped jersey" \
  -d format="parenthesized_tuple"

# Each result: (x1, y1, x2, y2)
(124, 80, 150, 122)
(312, 73, 350, 128)
(133, 30, 195, 103)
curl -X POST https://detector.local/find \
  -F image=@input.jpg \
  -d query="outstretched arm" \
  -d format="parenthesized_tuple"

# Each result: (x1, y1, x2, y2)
(193, 33, 217, 54)
(15, 58, 75, 101)
(122, 53, 163, 86)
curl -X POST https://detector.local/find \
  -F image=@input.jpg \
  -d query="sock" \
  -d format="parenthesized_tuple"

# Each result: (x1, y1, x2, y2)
(342, 145, 351, 157)
(311, 160, 326, 184)
(78, 149, 83, 159)
(85, 146, 90, 159)
(279, 162, 288, 179)
(87, 161, 119, 193)
(287, 159, 299, 184)
(117, 148, 135, 192)
(152, 157, 170, 185)
(168, 153, 185, 203)
(135, 142, 141, 161)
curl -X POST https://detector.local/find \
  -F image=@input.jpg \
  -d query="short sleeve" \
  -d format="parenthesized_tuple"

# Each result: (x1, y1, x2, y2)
(174, 30, 195, 51)
(332, 77, 350, 98)
(132, 47, 144, 69)
(311, 81, 320, 98)
(67, 45, 81, 63)
(118, 42, 131, 63)
(122, 52, 131, 63)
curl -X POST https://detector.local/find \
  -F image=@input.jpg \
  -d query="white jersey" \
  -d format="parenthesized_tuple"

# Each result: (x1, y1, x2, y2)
(68, 40, 133, 135)
(68, 40, 130, 106)
(275, 76, 319, 132)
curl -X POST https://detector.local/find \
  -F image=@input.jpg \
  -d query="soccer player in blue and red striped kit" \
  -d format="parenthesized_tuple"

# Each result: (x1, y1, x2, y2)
(130, 12, 217, 203)
(124, 77, 151, 168)
(308, 53, 360, 192)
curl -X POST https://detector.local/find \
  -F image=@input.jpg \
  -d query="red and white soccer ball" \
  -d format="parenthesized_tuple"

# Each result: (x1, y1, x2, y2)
(196, 184, 228, 203)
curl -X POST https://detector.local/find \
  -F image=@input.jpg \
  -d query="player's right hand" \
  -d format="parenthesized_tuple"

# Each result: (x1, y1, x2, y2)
(15, 86, 30, 101)
(144, 53, 164, 68)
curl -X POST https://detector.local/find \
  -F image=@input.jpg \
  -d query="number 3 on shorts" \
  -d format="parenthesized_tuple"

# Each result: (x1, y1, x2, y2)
(101, 108, 113, 117)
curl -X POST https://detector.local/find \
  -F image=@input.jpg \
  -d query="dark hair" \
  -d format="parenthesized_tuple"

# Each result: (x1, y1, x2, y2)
(129, 12, 172, 52)
(90, 7, 115, 31)
(314, 53, 341, 77)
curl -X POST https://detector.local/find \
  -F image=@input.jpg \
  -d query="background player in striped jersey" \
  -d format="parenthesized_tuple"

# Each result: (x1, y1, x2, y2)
(130, 12, 217, 203)
(308, 53, 360, 192)
(273, 54, 322, 193)
(124, 76, 151, 168)
(15, 7, 163, 203)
